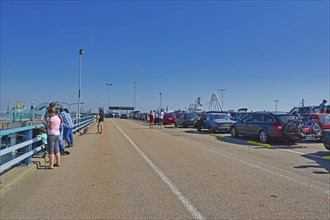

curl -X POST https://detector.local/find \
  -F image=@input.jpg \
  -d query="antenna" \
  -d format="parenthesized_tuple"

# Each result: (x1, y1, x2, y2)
(133, 72, 137, 110)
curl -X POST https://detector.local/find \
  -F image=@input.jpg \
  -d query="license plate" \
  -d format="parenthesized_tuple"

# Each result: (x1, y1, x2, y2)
(169, 117, 173, 120)
(219, 123, 231, 127)
(304, 136, 317, 141)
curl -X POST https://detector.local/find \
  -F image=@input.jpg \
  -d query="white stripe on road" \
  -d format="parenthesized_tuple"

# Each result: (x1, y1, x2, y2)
(113, 121, 205, 220)
(161, 132, 330, 195)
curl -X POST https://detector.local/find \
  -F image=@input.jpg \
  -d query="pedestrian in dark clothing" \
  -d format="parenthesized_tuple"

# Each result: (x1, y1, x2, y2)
(97, 110, 105, 134)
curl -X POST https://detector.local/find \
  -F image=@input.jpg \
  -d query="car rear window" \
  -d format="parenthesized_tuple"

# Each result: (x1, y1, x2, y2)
(319, 115, 330, 123)
(299, 107, 318, 113)
(212, 113, 230, 120)
(277, 115, 296, 123)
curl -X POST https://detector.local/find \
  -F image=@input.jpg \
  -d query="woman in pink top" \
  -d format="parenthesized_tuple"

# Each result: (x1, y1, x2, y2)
(47, 107, 61, 169)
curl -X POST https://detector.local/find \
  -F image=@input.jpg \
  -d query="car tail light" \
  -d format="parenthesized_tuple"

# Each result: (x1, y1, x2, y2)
(274, 124, 283, 131)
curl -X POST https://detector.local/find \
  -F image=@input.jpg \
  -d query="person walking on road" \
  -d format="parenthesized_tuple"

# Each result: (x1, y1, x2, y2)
(149, 110, 154, 128)
(97, 109, 105, 134)
(158, 109, 164, 128)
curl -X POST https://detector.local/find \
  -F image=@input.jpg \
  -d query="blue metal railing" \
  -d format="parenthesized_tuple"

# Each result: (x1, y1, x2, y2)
(0, 115, 95, 174)
(6, 109, 46, 122)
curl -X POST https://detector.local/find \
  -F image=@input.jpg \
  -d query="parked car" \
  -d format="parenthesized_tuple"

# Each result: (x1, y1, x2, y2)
(120, 113, 128, 119)
(229, 108, 249, 120)
(232, 112, 252, 121)
(163, 113, 177, 127)
(289, 105, 330, 114)
(301, 113, 330, 131)
(230, 111, 299, 144)
(322, 130, 330, 150)
(176, 112, 201, 128)
(196, 112, 235, 133)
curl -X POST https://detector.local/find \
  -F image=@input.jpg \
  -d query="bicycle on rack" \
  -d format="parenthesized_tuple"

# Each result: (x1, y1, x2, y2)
(285, 114, 303, 136)
(285, 113, 322, 139)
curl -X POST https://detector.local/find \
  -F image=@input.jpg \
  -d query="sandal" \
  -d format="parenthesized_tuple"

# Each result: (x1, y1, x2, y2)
(54, 163, 61, 167)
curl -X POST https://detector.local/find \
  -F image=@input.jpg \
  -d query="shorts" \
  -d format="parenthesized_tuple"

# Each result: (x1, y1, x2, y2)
(97, 121, 104, 128)
(47, 135, 60, 155)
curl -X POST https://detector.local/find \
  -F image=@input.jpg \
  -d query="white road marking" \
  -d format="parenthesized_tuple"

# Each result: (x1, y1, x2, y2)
(158, 131, 330, 195)
(113, 121, 206, 220)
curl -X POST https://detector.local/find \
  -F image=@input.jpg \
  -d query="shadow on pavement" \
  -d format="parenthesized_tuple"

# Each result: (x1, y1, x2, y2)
(294, 151, 330, 174)
(212, 134, 311, 150)
(184, 130, 211, 136)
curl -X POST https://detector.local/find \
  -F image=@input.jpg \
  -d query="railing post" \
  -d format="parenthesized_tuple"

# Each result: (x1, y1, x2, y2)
(0, 135, 2, 165)
(21, 128, 33, 166)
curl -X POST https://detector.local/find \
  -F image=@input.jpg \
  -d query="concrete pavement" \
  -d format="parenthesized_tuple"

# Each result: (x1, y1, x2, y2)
(0, 122, 95, 197)
(1, 118, 329, 219)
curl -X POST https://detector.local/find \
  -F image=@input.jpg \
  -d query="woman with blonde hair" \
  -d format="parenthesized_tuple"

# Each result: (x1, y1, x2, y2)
(47, 107, 61, 169)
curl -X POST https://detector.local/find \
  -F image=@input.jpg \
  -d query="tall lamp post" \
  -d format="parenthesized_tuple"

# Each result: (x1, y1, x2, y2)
(49, 94, 53, 103)
(77, 49, 85, 122)
(274, 99, 279, 112)
(159, 92, 162, 111)
(106, 82, 112, 113)
(219, 89, 226, 110)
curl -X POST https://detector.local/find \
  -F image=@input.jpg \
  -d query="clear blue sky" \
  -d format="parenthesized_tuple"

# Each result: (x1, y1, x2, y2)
(1, 0, 329, 113)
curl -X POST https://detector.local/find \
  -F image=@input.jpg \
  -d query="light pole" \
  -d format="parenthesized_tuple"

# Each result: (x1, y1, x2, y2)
(77, 49, 85, 122)
(274, 99, 279, 112)
(219, 89, 226, 109)
(106, 82, 112, 113)
(49, 94, 53, 103)
(159, 92, 162, 111)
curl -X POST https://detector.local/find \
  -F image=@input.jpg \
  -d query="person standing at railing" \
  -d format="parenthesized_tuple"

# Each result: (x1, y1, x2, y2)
(38, 127, 48, 158)
(61, 108, 74, 148)
(43, 102, 56, 127)
(57, 109, 70, 155)
(47, 107, 61, 169)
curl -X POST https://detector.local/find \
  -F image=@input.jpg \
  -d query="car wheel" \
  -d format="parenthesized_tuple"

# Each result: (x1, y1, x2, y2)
(287, 139, 296, 145)
(258, 130, 268, 143)
(230, 127, 239, 138)
(324, 142, 330, 150)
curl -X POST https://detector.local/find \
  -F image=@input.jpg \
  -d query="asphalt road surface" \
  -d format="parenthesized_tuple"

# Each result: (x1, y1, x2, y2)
(1, 118, 329, 219)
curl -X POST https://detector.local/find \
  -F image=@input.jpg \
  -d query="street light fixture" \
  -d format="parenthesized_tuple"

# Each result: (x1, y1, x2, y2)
(274, 99, 279, 112)
(77, 49, 85, 122)
(219, 89, 226, 109)
(106, 82, 112, 113)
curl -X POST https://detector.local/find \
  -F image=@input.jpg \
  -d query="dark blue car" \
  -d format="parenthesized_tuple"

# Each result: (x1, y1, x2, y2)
(322, 131, 330, 150)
